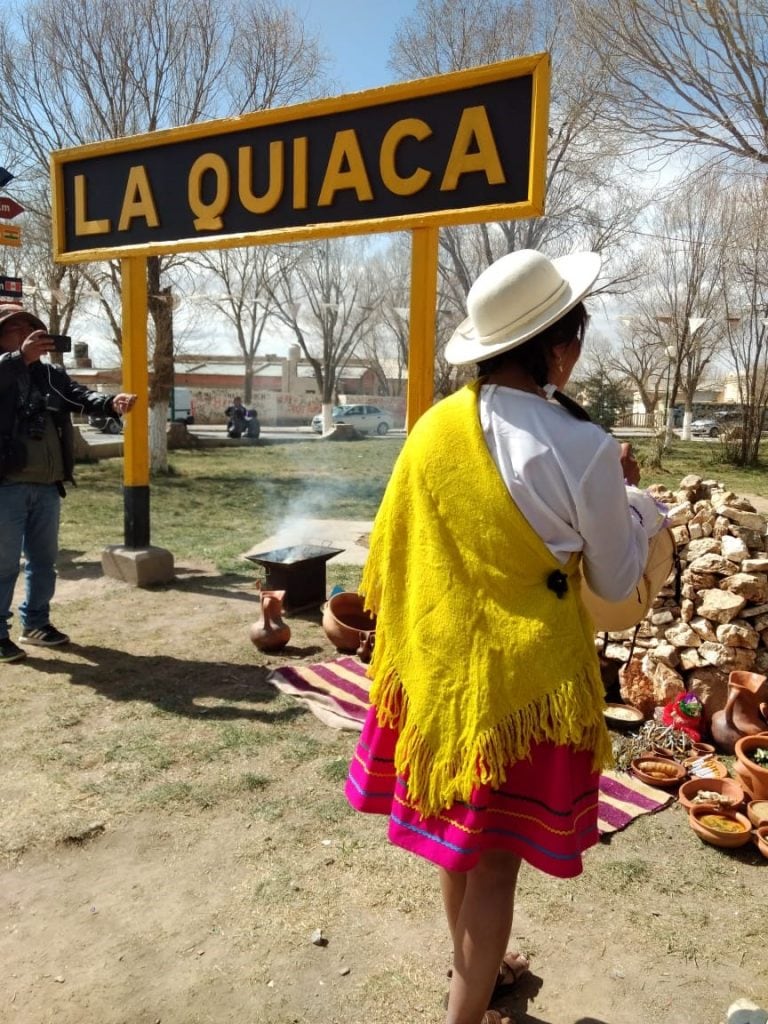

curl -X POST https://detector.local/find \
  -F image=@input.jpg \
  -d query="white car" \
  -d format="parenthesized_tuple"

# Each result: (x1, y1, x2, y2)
(311, 404, 393, 435)
(690, 418, 720, 438)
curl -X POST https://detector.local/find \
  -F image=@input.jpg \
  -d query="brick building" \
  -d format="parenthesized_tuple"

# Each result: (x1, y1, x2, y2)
(67, 342, 406, 427)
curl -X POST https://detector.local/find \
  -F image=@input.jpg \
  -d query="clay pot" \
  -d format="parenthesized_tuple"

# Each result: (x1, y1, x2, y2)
(754, 824, 768, 860)
(746, 799, 768, 828)
(249, 589, 291, 652)
(356, 629, 375, 664)
(690, 742, 716, 758)
(732, 732, 768, 800)
(688, 806, 753, 849)
(602, 702, 644, 732)
(709, 671, 768, 755)
(677, 776, 745, 813)
(322, 592, 376, 652)
(630, 754, 686, 789)
(683, 754, 729, 780)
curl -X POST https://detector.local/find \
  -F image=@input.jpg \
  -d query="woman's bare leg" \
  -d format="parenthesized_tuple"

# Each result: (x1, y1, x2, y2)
(444, 849, 522, 1024)
(439, 866, 467, 943)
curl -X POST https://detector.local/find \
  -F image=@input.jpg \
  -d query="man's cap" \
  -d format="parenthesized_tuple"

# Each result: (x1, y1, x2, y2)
(0, 304, 47, 334)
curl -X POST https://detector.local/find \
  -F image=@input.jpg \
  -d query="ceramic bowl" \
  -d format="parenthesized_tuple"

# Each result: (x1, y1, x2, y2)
(677, 776, 745, 813)
(746, 799, 768, 828)
(602, 702, 644, 732)
(754, 824, 768, 860)
(322, 592, 376, 652)
(690, 742, 716, 757)
(684, 754, 729, 780)
(631, 754, 686, 788)
(688, 806, 753, 849)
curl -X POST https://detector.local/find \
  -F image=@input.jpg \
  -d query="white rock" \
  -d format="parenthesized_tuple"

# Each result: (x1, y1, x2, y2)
(721, 534, 750, 562)
(651, 609, 675, 626)
(664, 622, 701, 648)
(720, 572, 768, 603)
(665, 502, 694, 526)
(687, 522, 704, 540)
(696, 589, 747, 623)
(743, 557, 768, 572)
(715, 622, 760, 649)
(685, 538, 722, 560)
(719, 507, 768, 532)
(649, 642, 679, 667)
(604, 643, 631, 662)
(688, 553, 739, 576)
(671, 524, 691, 546)
(679, 648, 703, 670)
(698, 641, 756, 670)
(689, 616, 718, 641)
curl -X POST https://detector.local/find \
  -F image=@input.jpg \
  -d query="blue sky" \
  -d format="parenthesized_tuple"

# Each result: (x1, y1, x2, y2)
(302, 0, 420, 92)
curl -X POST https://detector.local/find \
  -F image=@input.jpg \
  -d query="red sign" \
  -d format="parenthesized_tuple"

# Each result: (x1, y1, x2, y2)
(0, 276, 23, 299)
(0, 197, 24, 219)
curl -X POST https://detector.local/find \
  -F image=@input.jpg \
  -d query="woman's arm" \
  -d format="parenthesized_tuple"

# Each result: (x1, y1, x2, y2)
(575, 437, 653, 603)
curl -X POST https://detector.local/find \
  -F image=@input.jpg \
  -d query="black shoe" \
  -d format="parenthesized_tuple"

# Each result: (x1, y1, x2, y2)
(0, 637, 27, 662)
(19, 624, 70, 646)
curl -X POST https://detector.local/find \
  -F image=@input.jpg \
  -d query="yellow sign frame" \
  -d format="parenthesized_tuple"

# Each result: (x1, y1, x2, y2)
(51, 55, 549, 263)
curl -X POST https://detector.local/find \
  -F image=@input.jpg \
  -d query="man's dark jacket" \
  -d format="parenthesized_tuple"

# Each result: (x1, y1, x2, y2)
(0, 351, 115, 483)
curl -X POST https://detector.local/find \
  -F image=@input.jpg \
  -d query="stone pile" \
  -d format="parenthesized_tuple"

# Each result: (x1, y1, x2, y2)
(598, 475, 768, 719)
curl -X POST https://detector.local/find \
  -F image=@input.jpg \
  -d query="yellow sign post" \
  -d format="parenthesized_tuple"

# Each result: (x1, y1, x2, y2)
(50, 55, 550, 556)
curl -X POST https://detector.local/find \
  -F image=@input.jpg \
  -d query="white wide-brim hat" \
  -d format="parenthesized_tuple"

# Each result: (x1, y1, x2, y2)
(445, 248, 601, 366)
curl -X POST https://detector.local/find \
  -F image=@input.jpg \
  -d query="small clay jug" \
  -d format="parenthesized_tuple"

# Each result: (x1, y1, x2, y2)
(249, 589, 291, 652)
(710, 671, 768, 754)
(356, 630, 375, 664)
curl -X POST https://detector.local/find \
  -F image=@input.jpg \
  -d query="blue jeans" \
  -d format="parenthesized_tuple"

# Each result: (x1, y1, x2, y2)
(0, 483, 61, 639)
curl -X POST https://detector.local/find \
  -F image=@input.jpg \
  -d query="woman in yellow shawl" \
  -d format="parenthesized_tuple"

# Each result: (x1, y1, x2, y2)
(346, 249, 664, 1024)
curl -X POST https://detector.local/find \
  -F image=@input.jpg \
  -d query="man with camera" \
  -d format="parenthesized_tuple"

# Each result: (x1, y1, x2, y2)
(0, 304, 137, 663)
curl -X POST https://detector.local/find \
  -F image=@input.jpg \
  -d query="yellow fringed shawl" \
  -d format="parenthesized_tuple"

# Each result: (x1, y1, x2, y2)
(361, 380, 613, 818)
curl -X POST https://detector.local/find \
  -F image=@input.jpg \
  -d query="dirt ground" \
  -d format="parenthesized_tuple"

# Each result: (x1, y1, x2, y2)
(1, 556, 767, 1024)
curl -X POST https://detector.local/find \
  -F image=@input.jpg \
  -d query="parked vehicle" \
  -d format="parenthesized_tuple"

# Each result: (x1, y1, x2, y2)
(87, 413, 123, 434)
(169, 387, 194, 424)
(691, 410, 743, 438)
(311, 404, 393, 435)
(691, 418, 720, 438)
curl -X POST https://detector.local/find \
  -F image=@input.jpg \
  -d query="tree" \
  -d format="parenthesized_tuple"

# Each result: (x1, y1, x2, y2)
(359, 245, 411, 398)
(719, 176, 768, 465)
(389, 0, 647, 395)
(571, 367, 630, 430)
(576, 0, 768, 167)
(617, 168, 730, 441)
(605, 321, 668, 425)
(0, 0, 328, 471)
(266, 238, 379, 431)
(191, 247, 283, 405)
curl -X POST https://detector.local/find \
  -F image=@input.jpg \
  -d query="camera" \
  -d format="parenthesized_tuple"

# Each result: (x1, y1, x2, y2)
(23, 394, 47, 439)
(49, 334, 72, 353)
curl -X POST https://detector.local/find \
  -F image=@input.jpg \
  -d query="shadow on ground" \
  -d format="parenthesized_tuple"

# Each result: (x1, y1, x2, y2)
(22, 643, 310, 723)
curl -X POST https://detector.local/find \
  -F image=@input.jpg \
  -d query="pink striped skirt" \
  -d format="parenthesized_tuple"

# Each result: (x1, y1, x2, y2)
(345, 707, 600, 879)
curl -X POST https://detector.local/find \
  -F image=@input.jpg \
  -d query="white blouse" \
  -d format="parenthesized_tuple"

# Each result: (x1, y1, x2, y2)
(480, 384, 662, 603)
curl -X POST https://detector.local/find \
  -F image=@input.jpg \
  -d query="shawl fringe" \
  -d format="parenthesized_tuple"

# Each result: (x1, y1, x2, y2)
(370, 655, 613, 819)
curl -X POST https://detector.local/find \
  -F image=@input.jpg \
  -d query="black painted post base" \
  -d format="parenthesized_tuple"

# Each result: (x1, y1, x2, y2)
(124, 485, 150, 548)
